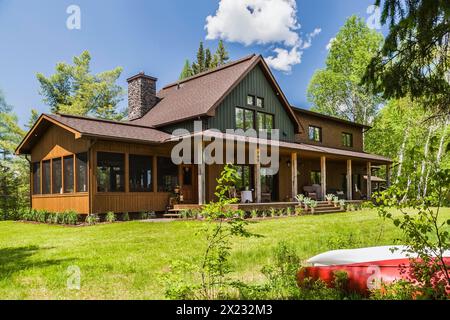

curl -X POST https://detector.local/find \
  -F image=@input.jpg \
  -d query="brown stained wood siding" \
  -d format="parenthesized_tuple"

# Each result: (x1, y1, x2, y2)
(30, 125, 90, 162)
(30, 125, 90, 213)
(32, 194, 89, 214)
(90, 140, 177, 213)
(294, 112, 364, 151)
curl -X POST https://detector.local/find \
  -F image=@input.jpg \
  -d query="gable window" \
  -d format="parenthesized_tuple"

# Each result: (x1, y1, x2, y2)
(76, 153, 88, 192)
(52, 158, 62, 194)
(257, 112, 274, 133)
(42, 160, 51, 194)
(308, 126, 322, 142)
(129, 154, 153, 192)
(97, 152, 125, 192)
(32, 162, 41, 195)
(235, 107, 254, 130)
(63, 155, 74, 193)
(256, 97, 264, 108)
(311, 171, 321, 185)
(247, 95, 255, 106)
(157, 157, 178, 192)
(342, 132, 353, 147)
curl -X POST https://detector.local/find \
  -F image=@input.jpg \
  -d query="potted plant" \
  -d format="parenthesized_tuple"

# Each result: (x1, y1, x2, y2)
(325, 194, 334, 205)
(339, 199, 346, 211)
(310, 200, 318, 214)
(332, 196, 339, 208)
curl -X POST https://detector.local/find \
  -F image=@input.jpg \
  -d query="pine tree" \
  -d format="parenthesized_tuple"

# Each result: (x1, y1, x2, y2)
(192, 42, 205, 74)
(205, 48, 212, 70)
(215, 40, 229, 66)
(179, 59, 193, 80)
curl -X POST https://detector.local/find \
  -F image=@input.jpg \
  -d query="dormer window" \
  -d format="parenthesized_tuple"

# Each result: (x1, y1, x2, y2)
(308, 126, 322, 142)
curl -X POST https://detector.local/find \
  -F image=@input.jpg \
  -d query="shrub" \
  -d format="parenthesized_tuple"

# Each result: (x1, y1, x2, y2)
(65, 210, 78, 225)
(85, 213, 99, 225)
(122, 212, 130, 221)
(294, 206, 303, 216)
(286, 207, 292, 216)
(270, 208, 276, 217)
(106, 211, 116, 223)
(250, 209, 258, 219)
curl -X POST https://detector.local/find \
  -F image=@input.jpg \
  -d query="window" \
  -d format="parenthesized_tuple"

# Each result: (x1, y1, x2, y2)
(96, 152, 125, 192)
(308, 126, 322, 142)
(257, 112, 274, 133)
(342, 132, 353, 147)
(32, 162, 41, 195)
(311, 171, 321, 185)
(247, 95, 255, 106)
(129, 154, 153, 192)
(76, 153, 88, 192)
(63, 156, 74, 193)
(244, 109, 254, 130)
(256, 97, 264, 108)
(42, 160, 51, 194)
(235, 107, 255, 130)
(52, 158, 62, 194)
(157, 157, 178, 192)
(236, 165, 253, 191)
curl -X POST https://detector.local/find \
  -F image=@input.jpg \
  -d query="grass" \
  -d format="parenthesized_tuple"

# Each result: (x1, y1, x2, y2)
(0, 208, 449, 300)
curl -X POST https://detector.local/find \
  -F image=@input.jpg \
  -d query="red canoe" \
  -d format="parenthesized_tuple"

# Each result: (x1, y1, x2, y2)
(297, 246, 450, 295)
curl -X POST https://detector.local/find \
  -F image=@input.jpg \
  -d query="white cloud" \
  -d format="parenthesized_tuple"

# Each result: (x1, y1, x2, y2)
(205, 0, 321, 73)
(326, 37, 336, 50)
(205, 0, 300, 46)
(265, 46, 302, 73)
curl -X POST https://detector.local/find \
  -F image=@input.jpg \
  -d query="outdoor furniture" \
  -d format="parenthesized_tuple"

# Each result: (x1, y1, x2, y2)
(303, 184, 322, 200)
(241, 190, 253, 203)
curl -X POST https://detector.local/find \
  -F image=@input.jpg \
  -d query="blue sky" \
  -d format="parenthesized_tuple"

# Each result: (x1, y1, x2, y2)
(0, 0, 385, 127)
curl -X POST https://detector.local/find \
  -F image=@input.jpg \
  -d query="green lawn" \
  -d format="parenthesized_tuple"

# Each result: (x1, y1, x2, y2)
(1, 208, 449, 300)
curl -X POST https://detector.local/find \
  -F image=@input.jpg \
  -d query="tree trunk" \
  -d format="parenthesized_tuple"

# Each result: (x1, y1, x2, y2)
(418, 125, 434, 199)
(396, 129, 409, 183)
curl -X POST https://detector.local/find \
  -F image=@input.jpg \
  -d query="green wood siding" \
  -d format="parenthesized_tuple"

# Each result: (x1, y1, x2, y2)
(208, 65, 296, 141)
(160, 64, 296, 141)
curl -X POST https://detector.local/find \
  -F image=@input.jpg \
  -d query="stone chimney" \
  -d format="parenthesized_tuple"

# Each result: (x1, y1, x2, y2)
(127, 72, 158, 120)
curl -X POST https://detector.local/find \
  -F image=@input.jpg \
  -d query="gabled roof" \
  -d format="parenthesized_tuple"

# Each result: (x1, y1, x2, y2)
(292, 106, 371, 129)
(132, 54, 301, 132)
(15, 113, 171, 155)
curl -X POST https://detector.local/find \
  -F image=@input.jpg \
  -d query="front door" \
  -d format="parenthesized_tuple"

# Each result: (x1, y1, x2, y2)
(180, 165, 195, 203)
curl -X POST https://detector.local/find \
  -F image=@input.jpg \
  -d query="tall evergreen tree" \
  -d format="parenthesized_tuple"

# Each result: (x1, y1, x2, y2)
(215, 40, 229, 66)
(0, 89, 28, 217)
(179, 59, 193, 80)
(363, 0, 450, 117)
(205, 48, 212, 70)
(192, 42, 206, 74)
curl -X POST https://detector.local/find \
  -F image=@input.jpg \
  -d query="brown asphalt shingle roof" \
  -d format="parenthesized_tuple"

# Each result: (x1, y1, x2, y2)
(47, 114, 171, 143)
(132, 54, 260, 127)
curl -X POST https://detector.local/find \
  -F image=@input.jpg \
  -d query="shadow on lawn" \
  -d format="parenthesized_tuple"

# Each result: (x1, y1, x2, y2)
(0, 246, 73, 280)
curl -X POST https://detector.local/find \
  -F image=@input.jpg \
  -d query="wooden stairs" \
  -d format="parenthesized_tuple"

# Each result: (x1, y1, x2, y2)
(304, 201, 345, 214)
